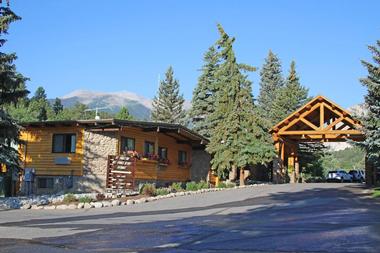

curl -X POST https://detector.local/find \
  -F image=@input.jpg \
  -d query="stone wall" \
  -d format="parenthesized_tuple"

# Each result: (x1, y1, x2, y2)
(76, 131, 118, 193)
(190, 149, 211, 182)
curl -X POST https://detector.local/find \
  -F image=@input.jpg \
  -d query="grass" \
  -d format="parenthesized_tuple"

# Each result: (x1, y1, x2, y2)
(140, 183, 157, 196)
(78, 196, 93, 203)
(372, 188, 380, 198)
(62, 193, 77, 204)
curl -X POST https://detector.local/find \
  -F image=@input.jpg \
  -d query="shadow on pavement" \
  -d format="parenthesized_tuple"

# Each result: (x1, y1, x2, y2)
(1, 184, 380, 252)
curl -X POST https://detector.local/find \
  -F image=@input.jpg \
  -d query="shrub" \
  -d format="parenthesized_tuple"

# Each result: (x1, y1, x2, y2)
(62, 193, 77, 204)
(185, 181, 198, 191)
(156, 188, 170, 196)
(140, 183, 156, 196)
(197, 180, 209, 190)
(96, 193, 105, 201)
(78, 196, 93, 203)
(170, 182, 183, 192)
(373, 188, 380, 198)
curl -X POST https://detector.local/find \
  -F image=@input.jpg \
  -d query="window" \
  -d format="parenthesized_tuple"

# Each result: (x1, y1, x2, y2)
(178, 151, 187, 165)
(52, 134, 76, 153)
(38, 177, 54, 189)
(158, 147, 168, 159)
(120, 137, 135, 152)
(144, 141, 155, 157)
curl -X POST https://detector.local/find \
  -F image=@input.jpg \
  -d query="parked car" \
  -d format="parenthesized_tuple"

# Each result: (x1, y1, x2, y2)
(326, 170, 353, 182)
(349, 169, 365, 182)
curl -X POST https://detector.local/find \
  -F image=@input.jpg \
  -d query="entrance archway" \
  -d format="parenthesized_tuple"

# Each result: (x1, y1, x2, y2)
(270, 95, 368, 184)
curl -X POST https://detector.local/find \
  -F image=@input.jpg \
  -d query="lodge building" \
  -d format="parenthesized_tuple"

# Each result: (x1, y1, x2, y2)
(19, 119, 210, 194)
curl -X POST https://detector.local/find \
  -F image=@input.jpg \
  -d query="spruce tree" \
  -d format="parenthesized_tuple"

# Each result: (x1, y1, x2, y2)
(271, 61, 309, 122)
(30, 86, 49, 121)
(189, 46, 220, 138)
(52, 97, 63, 115)
(359, 40, 380, 178)
(116, 106, 133, 120)
(32, 86, 47, 101)
(206, 24, 274, 184)
(151, 66, 185, 124)
(257, 50, 284, 125)
(0, 4, 28, 170)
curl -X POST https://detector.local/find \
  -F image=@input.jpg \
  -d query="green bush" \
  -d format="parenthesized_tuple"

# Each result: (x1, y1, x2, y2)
(78, 196, 93, 203)
(185, 181, 198, 191)
(156, 188, 170, 196)
(373, 188, 380, 198)
(140, 183, 157, 196)
(170, 182, 183, 192)
(197, 180, 209, 189)
(62, 193, 77, 204)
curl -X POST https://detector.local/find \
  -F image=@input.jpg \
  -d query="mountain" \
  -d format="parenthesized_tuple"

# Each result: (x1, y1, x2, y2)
(57, 90, 152, 120)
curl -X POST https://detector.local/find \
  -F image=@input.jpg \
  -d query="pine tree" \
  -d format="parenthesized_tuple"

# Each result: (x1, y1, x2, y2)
(257, 50, 284, 125)
(151, 66, 185, 124)
(52, 97, 63, 115)
(189, 46, 220, 138)
(359, 40, 380, 175)
(30, 86, 49, 121)
(206, 24, 275, 184)
(32, 86, 47, 101)
(271, 61, 309, 122)
(116, 106, 133, 120)
(0, 4, 29, 170)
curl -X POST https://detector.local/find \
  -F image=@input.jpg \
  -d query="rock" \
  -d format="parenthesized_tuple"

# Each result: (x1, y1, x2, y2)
(68, 204, 77, 209)
(102, 201, 111, 207)
(83, 203, 92, 209)
(135, 198, 147, 204)
(111, 199, 121, 206)
(31, 205, 43, 210)
(21, 204, 31, 210)
(126, 199, 135, 205)
(77, 203, 85, 209)
(56, 205, 68, 210)
(93, 202, 103, 208)
(146, 197, 156, 202)
(44, 205, 56, 210)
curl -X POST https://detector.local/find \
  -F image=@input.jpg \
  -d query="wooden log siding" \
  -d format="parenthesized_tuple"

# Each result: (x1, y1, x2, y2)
(118, 127, 192, 182)
(20, 127, 84, 176)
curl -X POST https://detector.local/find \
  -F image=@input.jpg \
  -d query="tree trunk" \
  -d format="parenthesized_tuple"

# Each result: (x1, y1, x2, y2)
(240, 168, 245, 186)
(229, 165, 237, 181)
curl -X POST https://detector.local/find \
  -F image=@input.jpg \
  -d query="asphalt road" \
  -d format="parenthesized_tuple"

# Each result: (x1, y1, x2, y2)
(0, 183, 379, 253)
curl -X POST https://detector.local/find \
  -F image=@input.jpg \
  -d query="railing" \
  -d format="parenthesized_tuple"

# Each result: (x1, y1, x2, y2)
(106, 155, 136, 191)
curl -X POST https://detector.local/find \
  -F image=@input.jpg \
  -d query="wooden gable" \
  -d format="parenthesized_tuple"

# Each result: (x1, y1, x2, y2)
(271, 95, 364, 142)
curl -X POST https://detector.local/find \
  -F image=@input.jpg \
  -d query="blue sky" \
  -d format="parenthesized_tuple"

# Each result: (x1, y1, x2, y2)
(6, 0, 380, 108)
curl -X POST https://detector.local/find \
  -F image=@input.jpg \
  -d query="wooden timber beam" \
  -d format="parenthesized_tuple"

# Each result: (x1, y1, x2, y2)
(282, 103, 321, 132)
(278, 130, 363, 136)
(300, 117, 319, 130)
(323, 103, 358, 127)
(325, 115, 345, 130)
(320, 103, 324, 129)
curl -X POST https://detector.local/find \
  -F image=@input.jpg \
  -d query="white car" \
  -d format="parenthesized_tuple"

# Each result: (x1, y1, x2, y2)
(327, 170, 353, 182)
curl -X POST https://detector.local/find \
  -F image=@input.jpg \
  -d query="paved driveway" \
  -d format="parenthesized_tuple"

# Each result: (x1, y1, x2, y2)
(0, 183, 379, 252)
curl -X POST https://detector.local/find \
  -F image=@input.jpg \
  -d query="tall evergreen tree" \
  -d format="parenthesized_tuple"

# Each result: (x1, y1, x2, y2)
(0, 4, 28, 170)
(206, 24, 274, 184)
(359, 40, 380, 177)
(116, 106, 133, 120)
(257, 50, 284, 125)
(32, 86, 47, 101)
(52, 97, 63, 115)
(271, 61, 309, 122)
(151, 66, 185, 124)
(189, 46, 220, 138)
